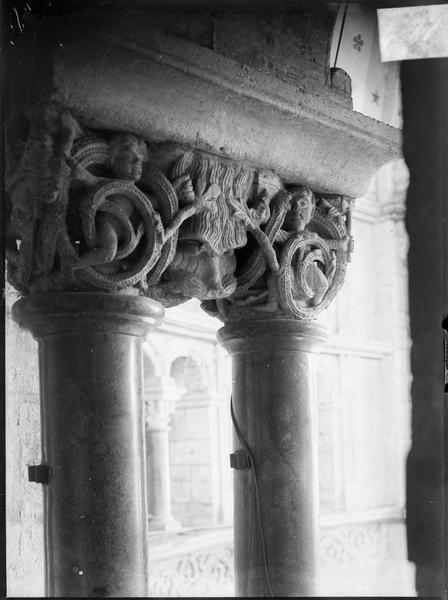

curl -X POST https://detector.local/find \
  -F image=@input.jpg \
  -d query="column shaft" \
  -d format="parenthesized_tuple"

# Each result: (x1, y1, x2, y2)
(146, 426, 177, 530)
(144, 379, 181, 532)
(218, 319, 327, 597)
(13, 293, 164, 597)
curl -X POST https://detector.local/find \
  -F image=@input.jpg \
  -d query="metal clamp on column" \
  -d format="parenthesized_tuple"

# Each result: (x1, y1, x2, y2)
(28, 465, 51, 484)
(230, 450, 250, 470)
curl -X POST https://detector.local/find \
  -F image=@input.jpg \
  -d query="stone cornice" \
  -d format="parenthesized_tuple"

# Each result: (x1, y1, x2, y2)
(12, 10, 401, 198)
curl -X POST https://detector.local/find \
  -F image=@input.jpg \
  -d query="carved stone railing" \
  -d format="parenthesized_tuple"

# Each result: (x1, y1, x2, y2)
(148, 527, 234, 597)
(146, 512, 411, 597)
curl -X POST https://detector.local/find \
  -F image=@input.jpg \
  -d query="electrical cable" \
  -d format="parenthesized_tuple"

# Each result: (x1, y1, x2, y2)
(245, 476, 254, 598)
(230, 396, 274, 598)
(333, 1, 348, 69)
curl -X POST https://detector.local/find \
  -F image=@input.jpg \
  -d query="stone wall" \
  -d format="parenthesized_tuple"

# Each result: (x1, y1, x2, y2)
(169, 393, 221, 526)
(5, 282, 44, 596)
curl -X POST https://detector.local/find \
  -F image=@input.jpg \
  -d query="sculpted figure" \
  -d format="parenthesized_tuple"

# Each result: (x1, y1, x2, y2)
(74, 139, 223, 277)
(229, 184, 349, 318)
(263, 188, 320, 311)
(317, 195, 354, 259)
(8, 107, 81, 221)
(151, 240, 237, 306)
(148, 152, 254, 304)
(276, 186, 315, 240)
(109, 134, 147, 182)
(74, 134, 148, 272)
(6, 106, 82, 289)
(72, 133, 147, 187)
(247, 189, 271, 226)
(318, 195, 350, 228)
(274, 186, 331, 309)
(149, 172, 239, 305)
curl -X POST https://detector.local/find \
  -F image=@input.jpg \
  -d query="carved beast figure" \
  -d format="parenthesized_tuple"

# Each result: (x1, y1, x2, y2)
(148, 151, 257, 305)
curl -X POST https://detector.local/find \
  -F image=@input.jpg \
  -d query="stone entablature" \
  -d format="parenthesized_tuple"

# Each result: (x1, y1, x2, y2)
(6, 106, 354, 323)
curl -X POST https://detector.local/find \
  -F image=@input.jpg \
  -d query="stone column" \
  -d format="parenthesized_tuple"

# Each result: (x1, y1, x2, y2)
(13, 292, 163, 597)
(198, 180, 356, 597)
(144, 377, 182, 532)
(5, 107, 171, 597)
(218, 320, 327, 596)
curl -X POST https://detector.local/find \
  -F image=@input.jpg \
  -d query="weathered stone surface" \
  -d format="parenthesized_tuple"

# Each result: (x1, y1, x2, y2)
(6, 110, 355, 329)
(218, 319, 328, 597)
(5, 282, 44, 596)
(12, 292, 164, 597)
(213, 7, 336, 89)
(5, 5, 407, 599)
(9, 8, 401, 198)
(5, 109, 354, 331)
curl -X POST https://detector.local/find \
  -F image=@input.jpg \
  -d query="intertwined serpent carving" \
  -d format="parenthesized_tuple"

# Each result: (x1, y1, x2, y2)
(6, 107, 353, 320)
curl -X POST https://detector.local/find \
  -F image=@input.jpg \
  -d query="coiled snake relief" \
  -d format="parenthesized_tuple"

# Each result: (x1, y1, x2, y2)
(6, 109, 352, 313)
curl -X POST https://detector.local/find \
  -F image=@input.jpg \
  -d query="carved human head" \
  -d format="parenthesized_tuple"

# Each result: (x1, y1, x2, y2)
(109, 134, 147, 181)
(283, 185, 315, 232)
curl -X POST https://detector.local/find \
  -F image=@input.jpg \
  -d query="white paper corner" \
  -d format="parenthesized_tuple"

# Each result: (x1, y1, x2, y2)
(378, 5, 448, 62)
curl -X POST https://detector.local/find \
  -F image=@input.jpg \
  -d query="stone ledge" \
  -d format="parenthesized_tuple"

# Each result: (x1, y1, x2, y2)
(12, 10, 401, 198)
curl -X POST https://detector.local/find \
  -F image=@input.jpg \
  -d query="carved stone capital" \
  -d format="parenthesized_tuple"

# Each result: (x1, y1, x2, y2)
(202, 188, 354, 322)
(144, 377, 184, 430)
(6, 106, 353, 322)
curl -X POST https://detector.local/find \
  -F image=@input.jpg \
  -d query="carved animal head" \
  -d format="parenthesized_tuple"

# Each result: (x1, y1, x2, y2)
(174, 152, 254, 255)
(167, 240, 237, 300)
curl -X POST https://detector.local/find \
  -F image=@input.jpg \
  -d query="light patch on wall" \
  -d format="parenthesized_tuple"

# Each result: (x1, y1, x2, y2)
(377, 5, 448, 62)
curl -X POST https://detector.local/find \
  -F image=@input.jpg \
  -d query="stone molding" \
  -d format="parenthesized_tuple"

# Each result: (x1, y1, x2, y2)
(218, 319, 329, 354)
(11, 291, 164, 339)
(6, 107, 355, 323)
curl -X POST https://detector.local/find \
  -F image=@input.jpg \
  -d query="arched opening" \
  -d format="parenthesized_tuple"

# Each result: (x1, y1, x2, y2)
(168, 355, 223, 529)
(170, 355, 208, 394)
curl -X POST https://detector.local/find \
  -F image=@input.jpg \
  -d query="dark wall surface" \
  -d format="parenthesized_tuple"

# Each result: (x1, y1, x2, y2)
(401, 58, 447, 598)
